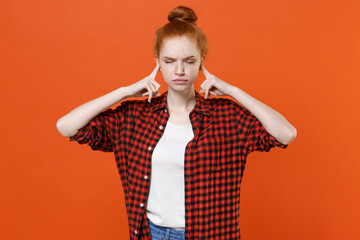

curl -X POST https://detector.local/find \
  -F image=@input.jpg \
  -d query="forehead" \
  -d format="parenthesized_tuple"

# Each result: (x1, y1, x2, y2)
(160, 36, 200, 58)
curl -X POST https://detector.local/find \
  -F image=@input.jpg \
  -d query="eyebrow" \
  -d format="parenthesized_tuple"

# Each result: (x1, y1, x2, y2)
(162, 56, 196, 60)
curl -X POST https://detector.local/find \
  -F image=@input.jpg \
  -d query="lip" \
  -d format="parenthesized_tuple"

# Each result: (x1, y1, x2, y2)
(172, 78, 188, 84)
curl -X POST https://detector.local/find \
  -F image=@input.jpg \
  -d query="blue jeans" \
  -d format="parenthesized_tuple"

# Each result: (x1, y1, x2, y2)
(147, 218, 185, 240)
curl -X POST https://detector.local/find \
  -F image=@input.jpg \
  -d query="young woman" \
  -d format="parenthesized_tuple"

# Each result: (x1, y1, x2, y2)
(57, 6, 297, 240)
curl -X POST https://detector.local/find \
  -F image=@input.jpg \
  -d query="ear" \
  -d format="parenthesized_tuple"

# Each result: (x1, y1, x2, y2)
(155, 57, 162, 72)
(199, 57, 204, 70)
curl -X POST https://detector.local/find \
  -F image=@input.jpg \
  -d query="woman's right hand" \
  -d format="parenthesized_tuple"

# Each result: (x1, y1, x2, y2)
(124, 64, 161, 103)
(56, 64, 161, 137)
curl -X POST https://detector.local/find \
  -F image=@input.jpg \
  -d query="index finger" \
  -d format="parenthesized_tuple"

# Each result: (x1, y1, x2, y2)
(149, 64, 160, 79)
(201, 63, 211, 78)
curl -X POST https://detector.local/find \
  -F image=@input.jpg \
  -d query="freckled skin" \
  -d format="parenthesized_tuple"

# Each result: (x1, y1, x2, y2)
(156, 36, 202, 93)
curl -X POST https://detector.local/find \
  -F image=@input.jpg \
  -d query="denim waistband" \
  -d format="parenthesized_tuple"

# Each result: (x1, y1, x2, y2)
(147, 218, 185, 239)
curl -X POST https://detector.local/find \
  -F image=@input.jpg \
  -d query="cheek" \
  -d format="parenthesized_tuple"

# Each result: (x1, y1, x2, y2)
(188, 65, 200, 76)
(160, 64, 172, 73)
(160, 68, 172, 81)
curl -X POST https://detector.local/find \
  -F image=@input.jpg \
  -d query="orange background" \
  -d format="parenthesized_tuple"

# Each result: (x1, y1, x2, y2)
(1, 0, 359, 239)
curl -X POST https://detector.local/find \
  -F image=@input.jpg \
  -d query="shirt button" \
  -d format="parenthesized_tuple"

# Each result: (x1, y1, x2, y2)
(159, 125, 164, 130)
(140, 203, 144, 208)
(148, 146, 152, 151)
(164, 109, 167, 113)
(144, 175, 148, 180)
(134, 230, 138, 235)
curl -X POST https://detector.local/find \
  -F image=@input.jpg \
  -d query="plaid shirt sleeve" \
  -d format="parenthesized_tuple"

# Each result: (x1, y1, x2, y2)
(69, 102, 127, 152)
(233, 102, 288, 154)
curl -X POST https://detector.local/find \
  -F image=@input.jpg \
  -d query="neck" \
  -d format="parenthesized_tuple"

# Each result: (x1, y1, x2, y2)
(166, 88, 196, 113)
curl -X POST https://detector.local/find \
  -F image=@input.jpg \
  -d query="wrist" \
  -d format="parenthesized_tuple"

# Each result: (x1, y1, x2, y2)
(118, 86, 131, 98)
(228, 85, 239, 97)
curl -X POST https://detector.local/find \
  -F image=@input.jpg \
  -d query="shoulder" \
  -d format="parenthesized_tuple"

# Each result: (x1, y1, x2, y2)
(113, 98, 148, 112)
(113, 95, 164, 114)
(207, 97, 254, 120)
(207, 97, 245, 112)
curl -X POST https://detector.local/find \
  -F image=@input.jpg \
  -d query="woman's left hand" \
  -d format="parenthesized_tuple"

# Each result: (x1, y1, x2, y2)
(199, 64, 235, 99)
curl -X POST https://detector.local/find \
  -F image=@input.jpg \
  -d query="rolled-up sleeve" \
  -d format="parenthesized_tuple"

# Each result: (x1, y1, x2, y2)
(245, 116, 288, 153)
(69, 102, 127, 152)
(232, 102, 288, 154)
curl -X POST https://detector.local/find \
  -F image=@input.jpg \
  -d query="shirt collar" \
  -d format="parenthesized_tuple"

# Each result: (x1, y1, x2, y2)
(150, 90, 210, 117)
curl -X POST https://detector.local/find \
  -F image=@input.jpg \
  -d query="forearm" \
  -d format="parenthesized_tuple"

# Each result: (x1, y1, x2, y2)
(229, 87, 297, 145)
(56, 87, 130, 137)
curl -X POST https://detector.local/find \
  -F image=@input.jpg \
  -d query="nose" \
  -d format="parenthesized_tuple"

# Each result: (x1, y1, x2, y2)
(175, 61, 185, 75)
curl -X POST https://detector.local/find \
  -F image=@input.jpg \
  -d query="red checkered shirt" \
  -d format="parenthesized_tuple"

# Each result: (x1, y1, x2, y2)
(70, 90, 288, 239)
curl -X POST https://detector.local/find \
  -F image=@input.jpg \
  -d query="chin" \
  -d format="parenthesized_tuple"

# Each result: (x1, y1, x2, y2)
(168, 85, 195, 92)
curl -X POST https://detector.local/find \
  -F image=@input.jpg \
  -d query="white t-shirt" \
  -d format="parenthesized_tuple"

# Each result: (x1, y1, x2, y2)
(146, 120, 194, 229)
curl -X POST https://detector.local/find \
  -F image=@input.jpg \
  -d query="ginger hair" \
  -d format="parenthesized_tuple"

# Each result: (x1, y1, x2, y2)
(154, 6, 208, 59)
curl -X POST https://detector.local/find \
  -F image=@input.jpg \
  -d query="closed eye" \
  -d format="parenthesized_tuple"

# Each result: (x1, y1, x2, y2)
(165, 60, 195, 63)
(163, 56, 197, 63)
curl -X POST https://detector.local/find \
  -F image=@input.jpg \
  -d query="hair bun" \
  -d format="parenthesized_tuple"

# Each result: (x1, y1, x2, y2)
(168, 6, 197, 25)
